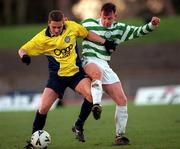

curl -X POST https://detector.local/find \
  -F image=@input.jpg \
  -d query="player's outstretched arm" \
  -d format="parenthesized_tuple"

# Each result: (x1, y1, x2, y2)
(18, 49, 31, 65)
(119, 16, 161, 43)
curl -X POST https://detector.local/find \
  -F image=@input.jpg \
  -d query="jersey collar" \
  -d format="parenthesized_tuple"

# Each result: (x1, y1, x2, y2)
(45, 26, 66, 37)
(45, 27, 53, 37)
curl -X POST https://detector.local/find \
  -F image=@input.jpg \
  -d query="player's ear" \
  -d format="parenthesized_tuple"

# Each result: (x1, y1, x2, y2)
(114, 13, 118, 21)
(64, 17, 69, 21)
(99, 11, 103, 17)
(48, 20, 51, 26)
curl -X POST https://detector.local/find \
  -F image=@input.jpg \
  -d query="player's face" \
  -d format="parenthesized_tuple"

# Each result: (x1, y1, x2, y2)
(100, 11, 116, 27)
(48, 20, 64, 36)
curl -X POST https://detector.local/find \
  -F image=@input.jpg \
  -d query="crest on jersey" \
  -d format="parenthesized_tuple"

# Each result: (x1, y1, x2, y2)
(64, 36, 70, 43)
(104, 31, 112, 38)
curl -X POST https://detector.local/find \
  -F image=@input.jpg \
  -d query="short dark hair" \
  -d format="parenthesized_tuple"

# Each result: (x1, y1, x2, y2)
(48, 10, 64, 21)
(101, 3, 116, 16)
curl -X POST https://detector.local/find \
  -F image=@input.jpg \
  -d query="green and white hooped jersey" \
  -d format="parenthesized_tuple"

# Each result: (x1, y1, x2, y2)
(81, 18, 156, 61)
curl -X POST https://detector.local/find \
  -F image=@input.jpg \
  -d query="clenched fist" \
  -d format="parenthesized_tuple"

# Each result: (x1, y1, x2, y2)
(151, 17, 160, 26)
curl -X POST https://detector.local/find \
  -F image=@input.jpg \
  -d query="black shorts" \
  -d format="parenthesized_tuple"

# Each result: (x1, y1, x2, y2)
(46, 70, 86, 99)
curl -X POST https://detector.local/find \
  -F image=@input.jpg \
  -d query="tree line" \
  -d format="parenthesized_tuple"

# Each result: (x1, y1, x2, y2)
(0, 0, 179, 26)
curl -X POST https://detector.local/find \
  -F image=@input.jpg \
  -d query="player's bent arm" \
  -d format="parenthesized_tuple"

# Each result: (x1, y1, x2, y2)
(86, 31, 105, 44)
(86, 31, 116, 52)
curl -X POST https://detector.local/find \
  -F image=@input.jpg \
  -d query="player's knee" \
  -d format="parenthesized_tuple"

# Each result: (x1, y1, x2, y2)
(91, 71, 102, 80)
(38, 106, 49, 114)
(116, 96, 127, 106)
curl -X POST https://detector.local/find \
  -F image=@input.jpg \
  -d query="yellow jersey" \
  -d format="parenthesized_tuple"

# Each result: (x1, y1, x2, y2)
(21, 21, 88, 77)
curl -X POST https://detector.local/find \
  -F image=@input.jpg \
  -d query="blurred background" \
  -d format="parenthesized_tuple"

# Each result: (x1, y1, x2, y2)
(0, 0, 180, 108)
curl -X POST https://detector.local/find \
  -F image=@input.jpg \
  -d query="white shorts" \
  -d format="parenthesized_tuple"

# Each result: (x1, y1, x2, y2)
(82, 57, 120, 84)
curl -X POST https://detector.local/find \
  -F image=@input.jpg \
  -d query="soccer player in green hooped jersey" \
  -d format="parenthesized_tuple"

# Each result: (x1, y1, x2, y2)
(18, 10, 115, 149)
(72, 2, 160, 145)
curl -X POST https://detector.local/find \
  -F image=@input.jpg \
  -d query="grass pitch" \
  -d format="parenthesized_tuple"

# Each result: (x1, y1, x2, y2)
(1, 16, 180, 49)
(0, 101, 180, 149)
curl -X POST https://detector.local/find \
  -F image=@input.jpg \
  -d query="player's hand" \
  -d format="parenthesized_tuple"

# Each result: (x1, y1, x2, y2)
(104, 40, 117, 55)
(21, 54, 31, 65)
(151, 17, 160, 26)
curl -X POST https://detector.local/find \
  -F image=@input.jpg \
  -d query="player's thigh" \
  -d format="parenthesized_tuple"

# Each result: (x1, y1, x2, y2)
(103, 82, 127, 105)
(38, 87, 59, 114)
(84, 63, 103, 80)
(75, 77, 92, 102)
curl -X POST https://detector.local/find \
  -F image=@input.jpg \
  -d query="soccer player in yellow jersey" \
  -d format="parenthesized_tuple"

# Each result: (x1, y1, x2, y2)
(18, 10, 115, 149)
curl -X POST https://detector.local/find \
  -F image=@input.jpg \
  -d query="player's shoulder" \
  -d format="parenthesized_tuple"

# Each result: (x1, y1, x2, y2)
(64, 21, 88, 35)
(31, 28, 47, 41)
(65, 20, 83, 29)
(81, 18, 99, 27)
(82, 18, 98, 23)
(65, 20, 80, 26)
(114, 21, 126, 27)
